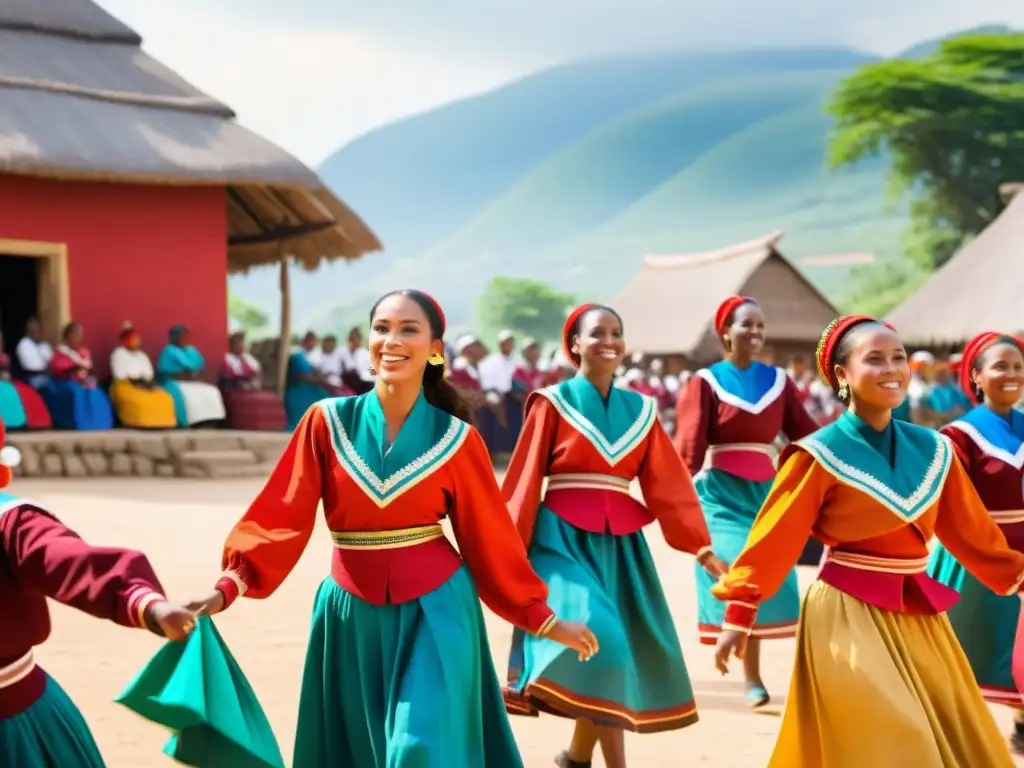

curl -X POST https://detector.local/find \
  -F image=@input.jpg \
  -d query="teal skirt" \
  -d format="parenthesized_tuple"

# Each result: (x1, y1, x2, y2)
(0, 674, 105, 767)
(504, 506, 698, 733)
(294, 566, 522, 768)
(694, 469, 800, 644)
(928, 543, 1021, 705)
(0, 381, 27, 429)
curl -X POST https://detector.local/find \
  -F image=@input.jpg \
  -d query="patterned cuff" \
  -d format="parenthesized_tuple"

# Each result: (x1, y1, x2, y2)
(536, 613, 558, 638)
(215, 569, 248, 610)
(125, 586, 166, 630)
(695, 545, 713, 562)
(722, 601, 757, 634)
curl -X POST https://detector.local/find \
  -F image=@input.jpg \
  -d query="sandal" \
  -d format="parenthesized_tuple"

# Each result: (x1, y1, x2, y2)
(745, 685, 770, 709)
(555, 750, 592, 768)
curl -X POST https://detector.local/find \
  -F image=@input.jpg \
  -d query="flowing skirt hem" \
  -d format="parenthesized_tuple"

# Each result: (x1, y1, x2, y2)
(503, 679, 699, 733)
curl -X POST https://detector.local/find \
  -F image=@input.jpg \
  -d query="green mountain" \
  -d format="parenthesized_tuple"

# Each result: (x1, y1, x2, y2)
(229, 43, 931, 329)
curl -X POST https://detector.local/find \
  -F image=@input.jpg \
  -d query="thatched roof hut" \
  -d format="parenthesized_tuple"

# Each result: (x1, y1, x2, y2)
(0, 0, 381, 272)
(886, 187, 1024, 346)
(610, 231, 838, 363)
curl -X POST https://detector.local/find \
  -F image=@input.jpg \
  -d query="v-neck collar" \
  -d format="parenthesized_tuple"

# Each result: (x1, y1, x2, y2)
(321, 392, 469, 508)
(540, 374, 656, 466)
(951, 405, 1024, 469)
(797, 411, 952, 522)
(696, 361, 786, 414)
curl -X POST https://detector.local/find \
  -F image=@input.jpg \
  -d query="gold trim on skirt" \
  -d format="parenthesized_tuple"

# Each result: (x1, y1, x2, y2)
(770, 580, 1015, 767)
(330, 524, 444, 551)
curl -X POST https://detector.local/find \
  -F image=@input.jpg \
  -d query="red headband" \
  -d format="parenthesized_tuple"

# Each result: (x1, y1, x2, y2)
(714, 296, 755, 335)
(414, 290, 446, 334)
(563, 303, 597, 367)
(959, 331, 1009, 405)
(815, 315, 893, 389)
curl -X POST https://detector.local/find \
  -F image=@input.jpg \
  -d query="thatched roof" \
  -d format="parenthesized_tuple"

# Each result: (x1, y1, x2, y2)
(0, 1, 381, 271)
(886, 190, 1024, 345)
(610, 231, 839, 358)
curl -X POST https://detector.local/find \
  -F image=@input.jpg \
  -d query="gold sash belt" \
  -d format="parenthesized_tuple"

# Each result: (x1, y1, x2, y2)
(330, 524, 444, 551)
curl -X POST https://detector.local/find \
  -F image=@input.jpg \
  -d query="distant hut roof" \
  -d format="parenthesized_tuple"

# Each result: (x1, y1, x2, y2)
(611, 230, 839, 358)
(0, 1, 381, 272)
(886, 189, 1024, 345)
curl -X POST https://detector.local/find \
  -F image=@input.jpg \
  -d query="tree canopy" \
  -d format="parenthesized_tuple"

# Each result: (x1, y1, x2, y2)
(477, 277, 575, 342)
(828, 33, 1024, 270)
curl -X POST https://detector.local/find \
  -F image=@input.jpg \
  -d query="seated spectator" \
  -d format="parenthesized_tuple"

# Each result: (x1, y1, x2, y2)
(340, 327, 375, 395)
(109, 322, 177, 429)
(0, 331, 50, 429)
(285, 331, 337, 430)
(220, 332, 286, 431)
(44, 321, 114, 430)
(310, 334, 346, 389)
(156, 325, 226, 428)
(14, 317, 52, 387)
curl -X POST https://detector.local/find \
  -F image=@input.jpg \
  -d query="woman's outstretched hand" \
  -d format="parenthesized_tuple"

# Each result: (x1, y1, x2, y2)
(546, 620, 600, 662)
(714, 630, 748, 675)
(699, 552, 729, 579)
(186, 590, 225, 617)
(145, 601, 200, 641)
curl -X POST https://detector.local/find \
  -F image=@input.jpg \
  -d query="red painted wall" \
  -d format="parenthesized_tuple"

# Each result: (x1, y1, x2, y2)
(0, 175, 227, 380)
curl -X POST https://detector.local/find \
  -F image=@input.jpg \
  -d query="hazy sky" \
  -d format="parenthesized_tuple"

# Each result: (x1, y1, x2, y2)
(98, 1, 1024, 165)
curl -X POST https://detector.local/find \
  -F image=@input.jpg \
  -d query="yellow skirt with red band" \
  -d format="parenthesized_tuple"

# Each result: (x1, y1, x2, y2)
(767, 580, 1016, 767)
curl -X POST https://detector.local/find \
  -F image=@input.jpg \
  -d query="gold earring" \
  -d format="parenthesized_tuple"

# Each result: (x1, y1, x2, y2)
(427, 352, 445, 366)
(837, 383, 849, 400)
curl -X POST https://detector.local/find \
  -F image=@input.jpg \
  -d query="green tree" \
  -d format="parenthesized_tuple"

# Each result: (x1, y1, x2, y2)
(477, 277, 575, 342)
(828, 33, 1024, 269)
(227, 292, 269, 336)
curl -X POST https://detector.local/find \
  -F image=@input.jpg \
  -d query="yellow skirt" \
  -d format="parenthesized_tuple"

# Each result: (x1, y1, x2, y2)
(109, 379, 177, 429)
(771, 581, 1015, 767)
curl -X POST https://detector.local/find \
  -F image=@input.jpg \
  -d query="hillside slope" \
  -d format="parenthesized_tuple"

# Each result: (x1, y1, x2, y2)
(305, 79, 905, 326)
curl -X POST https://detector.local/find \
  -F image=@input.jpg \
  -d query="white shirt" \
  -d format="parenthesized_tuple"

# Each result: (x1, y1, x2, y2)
(478, 352, 515, 393)
(16, 337, 52, 372)
(110, 347, 155, 381)
(224, 352, 261, 377)
(341, 347, 375, 383)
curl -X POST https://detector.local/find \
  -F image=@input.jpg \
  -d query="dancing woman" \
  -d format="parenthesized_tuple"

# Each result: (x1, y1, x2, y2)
(674, 295, 817, 707)
(714, 315, 1024, 767)
(928, 332, 1024, 751)
(0, 421, 195, 767)
(188, 289, 597, 768)
(503, 303, 725, 768)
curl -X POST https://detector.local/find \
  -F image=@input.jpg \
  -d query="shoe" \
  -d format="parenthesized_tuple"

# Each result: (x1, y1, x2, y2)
(746, 685, 770, 709)
(555, 750, 592, 768)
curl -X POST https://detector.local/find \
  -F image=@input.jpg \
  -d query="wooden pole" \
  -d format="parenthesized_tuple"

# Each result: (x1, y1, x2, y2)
(276, 246, 291, 395)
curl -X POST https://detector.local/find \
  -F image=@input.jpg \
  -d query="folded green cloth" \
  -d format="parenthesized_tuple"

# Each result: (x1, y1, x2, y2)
(116, 616, 285, 768)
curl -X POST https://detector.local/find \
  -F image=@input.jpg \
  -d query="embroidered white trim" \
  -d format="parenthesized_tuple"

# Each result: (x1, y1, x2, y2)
(695, 367, 786, 414)
(321, 401, 469, 508)
(220, 569, 248, 596)
(540, 388, 656, 467)
(0, 651, 35, 689)
(798, 433, 952, 523)
(947, 420, 1024, 469)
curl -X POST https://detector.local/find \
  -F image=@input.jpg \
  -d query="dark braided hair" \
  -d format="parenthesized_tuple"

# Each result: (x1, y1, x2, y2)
(369, 290, 475, 425)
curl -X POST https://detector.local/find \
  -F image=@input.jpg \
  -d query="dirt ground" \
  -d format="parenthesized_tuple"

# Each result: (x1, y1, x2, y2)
(17, 476, 1024, 767)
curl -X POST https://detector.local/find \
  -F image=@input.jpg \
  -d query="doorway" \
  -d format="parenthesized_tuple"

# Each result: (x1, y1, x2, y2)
(0, 240, 70, 356)
(0, 255, 39, 353)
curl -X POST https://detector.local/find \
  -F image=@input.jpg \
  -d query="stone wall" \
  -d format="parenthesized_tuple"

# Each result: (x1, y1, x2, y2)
(6, 430, 290, 479)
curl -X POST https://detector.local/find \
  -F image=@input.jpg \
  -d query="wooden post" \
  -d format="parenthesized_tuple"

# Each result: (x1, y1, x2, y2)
(276, 246, 291, 394)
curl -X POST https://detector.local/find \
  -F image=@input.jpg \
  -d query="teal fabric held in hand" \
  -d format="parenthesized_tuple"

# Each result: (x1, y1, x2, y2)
(115, 616, 284, 768)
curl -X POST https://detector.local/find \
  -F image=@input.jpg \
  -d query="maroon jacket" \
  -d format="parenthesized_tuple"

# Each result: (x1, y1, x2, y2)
(0, 494, 166, 718)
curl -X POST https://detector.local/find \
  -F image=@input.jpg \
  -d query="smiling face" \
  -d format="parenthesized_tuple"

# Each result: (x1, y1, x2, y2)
(369, 294, 442, 385)
(973, 341, 1024, 409)
(723, 303, 765, 357)
(834, 324, 908, 411)
(574, 308, 625, 375)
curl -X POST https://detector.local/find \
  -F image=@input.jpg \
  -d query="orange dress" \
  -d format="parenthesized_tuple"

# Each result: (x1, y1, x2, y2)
(503, 377, 710, 732)
(714, 411, 1024, 767)
(210, 392, 555, 767)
